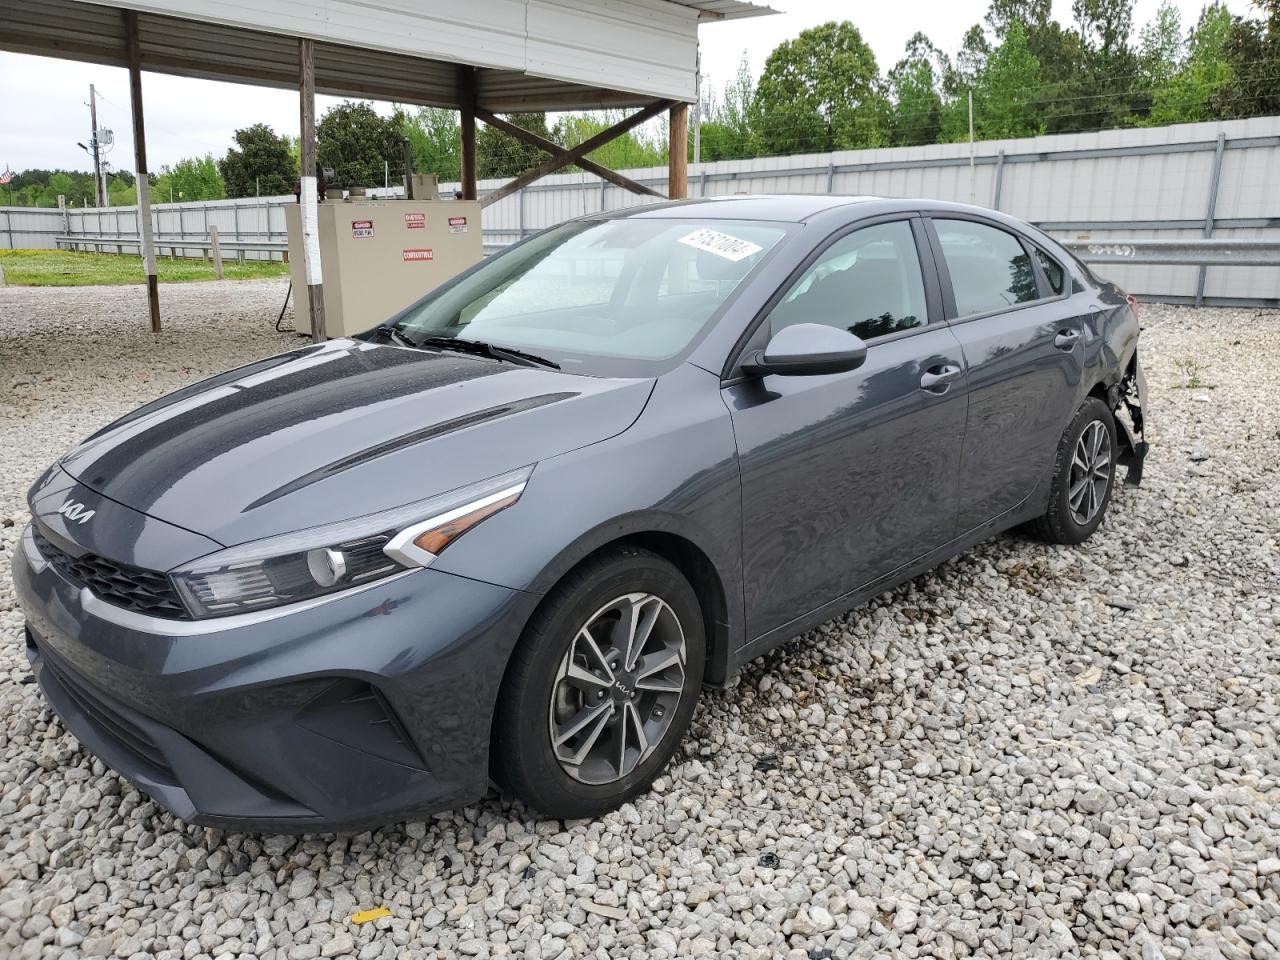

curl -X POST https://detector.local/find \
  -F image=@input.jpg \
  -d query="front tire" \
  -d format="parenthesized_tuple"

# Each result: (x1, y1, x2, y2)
(1026, 396, 1118, 545)
(492, 546, 704, 819)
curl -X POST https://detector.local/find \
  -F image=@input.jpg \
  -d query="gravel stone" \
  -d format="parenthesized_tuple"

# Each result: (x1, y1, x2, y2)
(2, 286, 1279, 958)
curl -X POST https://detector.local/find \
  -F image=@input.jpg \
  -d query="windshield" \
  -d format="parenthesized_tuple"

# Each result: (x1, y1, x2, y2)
(386, 218, 789, 375)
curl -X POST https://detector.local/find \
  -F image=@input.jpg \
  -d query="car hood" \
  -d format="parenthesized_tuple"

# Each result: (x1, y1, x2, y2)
(59, 339, 654, 547)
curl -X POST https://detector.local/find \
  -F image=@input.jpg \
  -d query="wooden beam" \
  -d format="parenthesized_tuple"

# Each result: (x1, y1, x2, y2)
(459, 66, 478, 201)
(481, 100, 675, 209)
(124, 10, 160, 333)
(299, 37, 325, 342)
(474, 107, 663, 199)
(668, 102, 688, 200)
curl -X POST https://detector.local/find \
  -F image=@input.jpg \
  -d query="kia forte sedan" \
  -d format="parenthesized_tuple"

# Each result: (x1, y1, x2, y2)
(15, 196, 1147, 831)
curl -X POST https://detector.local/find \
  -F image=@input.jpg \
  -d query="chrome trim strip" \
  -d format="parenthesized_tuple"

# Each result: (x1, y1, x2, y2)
(80, 569, 420, 636)
(383, 481, 526, 569)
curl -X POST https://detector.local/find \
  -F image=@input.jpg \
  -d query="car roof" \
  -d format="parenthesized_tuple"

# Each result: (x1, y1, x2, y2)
(602, 194, 1017, 225)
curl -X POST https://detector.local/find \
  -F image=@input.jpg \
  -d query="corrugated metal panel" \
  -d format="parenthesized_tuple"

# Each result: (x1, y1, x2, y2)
(6, 118, 1276, 302)
(668, 0, 774, 19)
(524, 0, 697, 102)
(0, 0, 711, 105)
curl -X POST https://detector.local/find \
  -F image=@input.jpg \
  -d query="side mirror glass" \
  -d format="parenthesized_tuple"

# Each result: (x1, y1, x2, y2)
(743, 323, 868, 377)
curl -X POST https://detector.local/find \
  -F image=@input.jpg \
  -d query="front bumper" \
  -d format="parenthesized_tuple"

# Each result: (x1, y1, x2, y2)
(14, 524, 537, 833)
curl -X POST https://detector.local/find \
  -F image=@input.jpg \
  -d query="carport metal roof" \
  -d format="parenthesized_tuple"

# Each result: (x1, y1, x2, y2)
(0, 0, 772, 110)
(0, 0, 774, 339)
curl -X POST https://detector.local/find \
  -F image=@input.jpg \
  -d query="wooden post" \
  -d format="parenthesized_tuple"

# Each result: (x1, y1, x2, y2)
(124, 10, 161, 333)
(459, 66, 477, 201)
(402, 138, 415, 199)
(299, 37, 325, 341)
(209, 225, 224, 280)
(668, 103, 688, 200)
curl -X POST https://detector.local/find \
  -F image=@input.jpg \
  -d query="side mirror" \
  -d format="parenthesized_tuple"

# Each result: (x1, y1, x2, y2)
(742, 323, 868, 377)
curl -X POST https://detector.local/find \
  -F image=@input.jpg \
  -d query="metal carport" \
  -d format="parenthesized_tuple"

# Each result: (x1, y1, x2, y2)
(0, 0, 772, 337)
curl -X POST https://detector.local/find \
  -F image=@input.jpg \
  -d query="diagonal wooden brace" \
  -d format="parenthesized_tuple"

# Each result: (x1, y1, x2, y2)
(474, 106, 664, 200)
(479, 100, 675, 208)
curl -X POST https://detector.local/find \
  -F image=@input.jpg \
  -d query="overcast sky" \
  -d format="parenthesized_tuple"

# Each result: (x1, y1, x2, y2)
(0, 0, 1253, 175)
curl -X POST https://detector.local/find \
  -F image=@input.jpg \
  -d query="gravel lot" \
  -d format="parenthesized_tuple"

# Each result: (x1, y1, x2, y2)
(1, 279, 1278, 960)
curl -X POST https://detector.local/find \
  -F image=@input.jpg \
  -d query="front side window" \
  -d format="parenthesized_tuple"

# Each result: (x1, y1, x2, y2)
(934, 219, 1039, 316)
(389, 218, 787, 375)
(769, 220, 927, 341)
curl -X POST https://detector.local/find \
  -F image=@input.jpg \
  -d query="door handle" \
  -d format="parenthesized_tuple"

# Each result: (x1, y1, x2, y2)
(1054, 329, 1081, 350)
(920, 363, 962, 394)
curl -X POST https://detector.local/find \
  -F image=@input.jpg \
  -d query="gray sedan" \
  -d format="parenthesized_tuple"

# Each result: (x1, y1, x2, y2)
(15, 195, 1147, 831)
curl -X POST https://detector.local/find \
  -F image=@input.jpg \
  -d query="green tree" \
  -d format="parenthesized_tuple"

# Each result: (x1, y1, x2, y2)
(402, 107, 461, 180)
(218, 123, 297, 198)
(316, 101, 404, 189)
(1212, 0, 1280, 118)
(1138, 0, 1184, 86)
(887, 33, 948, 146)
(477, 113, 554, 179)
(1071, 0, 1142, 129)
(699, 52, 758, 160)
(553, 111, 666, 170)
(1145, 4, 1235, 125)
(152, 155, 225, 202)
(750, 21, 889, 155)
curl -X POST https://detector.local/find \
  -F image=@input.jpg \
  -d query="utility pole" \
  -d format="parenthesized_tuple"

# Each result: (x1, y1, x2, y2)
(88, 83, 103, 207)
(967, 88, 976, 204)
(692, 49, 701, 166)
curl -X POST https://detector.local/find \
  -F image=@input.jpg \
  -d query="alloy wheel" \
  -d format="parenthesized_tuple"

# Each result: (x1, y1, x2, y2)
(548, 592, 687, 785)
(1069, 420, 1112, 525)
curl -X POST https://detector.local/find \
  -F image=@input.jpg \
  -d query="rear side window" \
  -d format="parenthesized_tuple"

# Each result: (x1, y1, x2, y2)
(1035, 248, 1066, 295)
(934, 219, 1039, 316)
(770, 220, 927, 341)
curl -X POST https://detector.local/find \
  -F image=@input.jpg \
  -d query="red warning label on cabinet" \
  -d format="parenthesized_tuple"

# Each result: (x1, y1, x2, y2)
(448, 216, 468, 233)
(351, 219, 374, 238)
(402, 248, 434, 262)
(404, 212, 426, 229)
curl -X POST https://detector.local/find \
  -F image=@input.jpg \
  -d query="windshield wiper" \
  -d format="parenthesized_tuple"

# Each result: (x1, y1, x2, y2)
(374, 323, 417, 349)
(416, 336, 560, 370)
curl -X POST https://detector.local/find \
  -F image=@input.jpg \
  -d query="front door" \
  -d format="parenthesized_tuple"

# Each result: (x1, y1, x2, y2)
(724, 218, 969, 641)
(927, 216, 1089, 532)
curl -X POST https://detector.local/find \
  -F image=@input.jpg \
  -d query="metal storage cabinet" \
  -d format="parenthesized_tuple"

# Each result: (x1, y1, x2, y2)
(286, 199, 483, 338)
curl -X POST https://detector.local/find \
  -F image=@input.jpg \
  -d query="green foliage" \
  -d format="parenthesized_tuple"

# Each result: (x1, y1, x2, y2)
(554, 112, 666, 169)
(976, 21, 1046, 139)
(888, 33, 948, 146)
(750, 21, 890, 155)
(151, 155, 226, 202)
(219, 123, 297, 198)
(698, 53, 759, 160)
(477, 113, 553, 180)
(316, 101, 404, 189)
(1145, 4, 1235, 125)
(1211, 4, 1280, 119)
(402, 107, 461, 181)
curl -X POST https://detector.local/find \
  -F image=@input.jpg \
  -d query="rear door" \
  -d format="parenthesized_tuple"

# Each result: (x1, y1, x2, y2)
(724, 216, 969, 640)
(926, 215, 1089, 533)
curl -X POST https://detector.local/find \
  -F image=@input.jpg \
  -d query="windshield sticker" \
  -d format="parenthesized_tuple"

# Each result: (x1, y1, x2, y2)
(678, 228, 763, 262)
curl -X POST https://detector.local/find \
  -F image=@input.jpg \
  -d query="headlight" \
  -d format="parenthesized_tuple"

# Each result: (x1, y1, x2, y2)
(170, 467, 531, 619)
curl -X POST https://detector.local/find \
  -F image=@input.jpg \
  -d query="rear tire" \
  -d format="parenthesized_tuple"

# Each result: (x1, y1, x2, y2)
(1026, 396, 1117, 545)
(492, 546, 704, 819)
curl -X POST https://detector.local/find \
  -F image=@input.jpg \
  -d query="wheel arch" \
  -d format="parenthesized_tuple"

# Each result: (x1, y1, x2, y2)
(513, 516, 738, 691)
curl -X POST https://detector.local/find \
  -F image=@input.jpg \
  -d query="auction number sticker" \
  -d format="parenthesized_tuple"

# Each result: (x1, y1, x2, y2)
(402, 248, 434, 262)
(404, 212, 426, 229)
(678, 228, 762, 262)
(351, 219, 374, 238)
(448, 216, 468, 234)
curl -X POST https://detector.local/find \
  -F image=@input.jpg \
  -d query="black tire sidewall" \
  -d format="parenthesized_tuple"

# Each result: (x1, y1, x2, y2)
(494, 548, 705, 818)
(1050, 398, 1118, 544)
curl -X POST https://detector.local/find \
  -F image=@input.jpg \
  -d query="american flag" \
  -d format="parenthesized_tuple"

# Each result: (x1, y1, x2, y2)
(0, 169, 11, 185)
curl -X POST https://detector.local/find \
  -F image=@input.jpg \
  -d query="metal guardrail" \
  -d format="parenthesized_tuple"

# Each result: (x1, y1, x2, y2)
(1063, 237, 1280, 266)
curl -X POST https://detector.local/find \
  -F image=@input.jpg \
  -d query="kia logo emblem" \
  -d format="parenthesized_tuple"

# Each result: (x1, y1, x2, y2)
(57, 499, 95, 525)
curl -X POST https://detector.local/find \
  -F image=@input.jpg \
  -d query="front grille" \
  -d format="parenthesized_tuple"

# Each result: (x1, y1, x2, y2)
(32, 524, 190, 620)
(39, 648, 176, 780)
